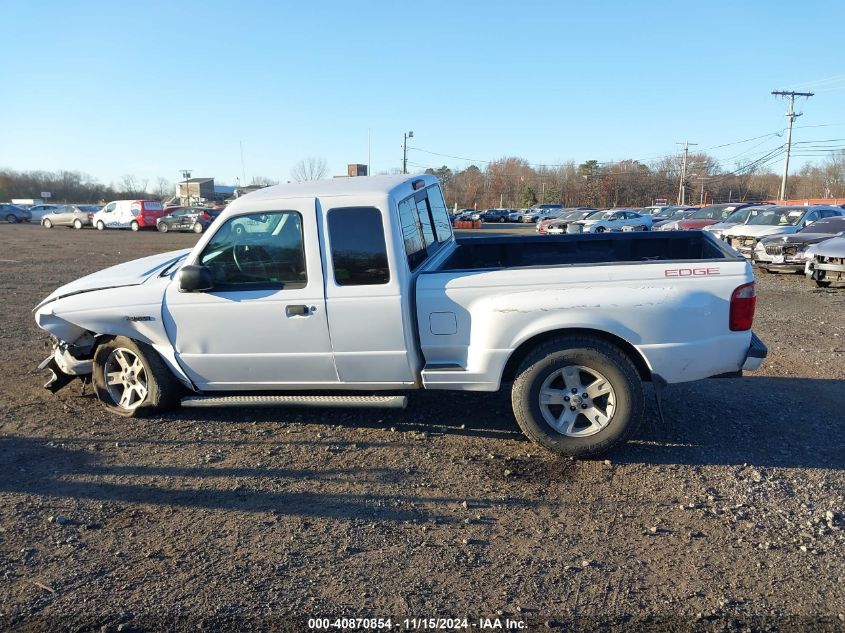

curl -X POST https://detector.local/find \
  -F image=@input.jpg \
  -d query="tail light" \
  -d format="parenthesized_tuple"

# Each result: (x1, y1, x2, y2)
(87, 213, 93, 219)
(729, 282, 756, 331)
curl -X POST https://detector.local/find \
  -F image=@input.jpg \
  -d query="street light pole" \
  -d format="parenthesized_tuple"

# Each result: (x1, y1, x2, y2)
(402, 130, 414, 174)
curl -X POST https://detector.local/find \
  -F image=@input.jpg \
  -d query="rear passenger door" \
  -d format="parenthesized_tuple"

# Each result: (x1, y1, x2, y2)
(323, 205, 414, 385)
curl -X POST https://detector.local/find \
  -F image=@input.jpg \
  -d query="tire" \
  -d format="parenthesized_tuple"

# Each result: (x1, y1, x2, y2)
(6, 214, 17, 224)
(511, 336, 644, 458)
(43, 218, 53, 229)
(96, 220, 105, 231)
(499, 217, 506, 223)
(193, 222, 203, 234)
(130, 220, 139, 232)
(92, 336, 182, 418)
(73, 219, 83, 229)
(595, 226, 606, 233)
(158, 222, 169, 233)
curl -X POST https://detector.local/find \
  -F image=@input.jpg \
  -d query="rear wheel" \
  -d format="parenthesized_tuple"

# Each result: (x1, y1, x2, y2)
(130, 220, 139, 232)
(595, 226, 606, 233)
(193, 222, 203, 233)
(158, 222, 169, 233)
(6, 214, 17, 224)
(92, 336, 182, 417)
(499, 217, 506, 223)
(511, 336, 644, 457)
(43, 218, 53, 229)
(73, 219, 83, 229)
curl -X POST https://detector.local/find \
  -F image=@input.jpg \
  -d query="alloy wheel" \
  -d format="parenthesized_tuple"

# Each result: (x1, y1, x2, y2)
(538, 365, 616, 437)
(103, 348, 148, 411)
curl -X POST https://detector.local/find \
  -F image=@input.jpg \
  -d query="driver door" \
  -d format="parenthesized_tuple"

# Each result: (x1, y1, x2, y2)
(163, 203, 338, 390)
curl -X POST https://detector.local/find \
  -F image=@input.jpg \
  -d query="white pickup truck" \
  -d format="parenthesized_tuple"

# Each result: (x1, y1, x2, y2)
(34, 174, 767, 457)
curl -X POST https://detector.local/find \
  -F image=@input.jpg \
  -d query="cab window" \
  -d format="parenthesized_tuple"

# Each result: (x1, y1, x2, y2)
(328, 207, 389, 286)
(198, 211, 306, 288)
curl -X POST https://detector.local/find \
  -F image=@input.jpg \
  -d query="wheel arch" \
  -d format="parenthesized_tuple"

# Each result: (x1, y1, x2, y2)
(501, 327, 653, 384)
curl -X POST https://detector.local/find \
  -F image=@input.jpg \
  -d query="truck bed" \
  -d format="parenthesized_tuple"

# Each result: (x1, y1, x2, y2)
(435, 231, 737, 272)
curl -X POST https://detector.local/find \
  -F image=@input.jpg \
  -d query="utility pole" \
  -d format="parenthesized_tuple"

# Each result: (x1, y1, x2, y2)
(772, 90, 814, 200)
(676, 141, 697, 205)
(402, 130, 414, 174)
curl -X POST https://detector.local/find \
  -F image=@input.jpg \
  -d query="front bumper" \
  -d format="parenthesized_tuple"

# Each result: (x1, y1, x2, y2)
(742, 332, 768, 371)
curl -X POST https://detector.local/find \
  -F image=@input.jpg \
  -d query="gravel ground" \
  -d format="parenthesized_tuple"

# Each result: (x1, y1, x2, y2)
(0, 223, 843, 632)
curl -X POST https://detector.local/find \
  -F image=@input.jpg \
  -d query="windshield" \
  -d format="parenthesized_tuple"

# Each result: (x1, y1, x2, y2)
(691, 206, 735, 220)
(722, 208, 751, 224)
(798, 217, 845, 234)
(748, 209, 804, 226)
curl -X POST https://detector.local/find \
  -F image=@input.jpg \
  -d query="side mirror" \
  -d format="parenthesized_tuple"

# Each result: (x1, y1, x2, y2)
(178, 265, 214, 293)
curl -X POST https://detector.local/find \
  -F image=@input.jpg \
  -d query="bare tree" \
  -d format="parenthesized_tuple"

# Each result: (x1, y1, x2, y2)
(156, 177, 173, 199)
(251, 176, 279, 186)
(290, 157, 328, 182)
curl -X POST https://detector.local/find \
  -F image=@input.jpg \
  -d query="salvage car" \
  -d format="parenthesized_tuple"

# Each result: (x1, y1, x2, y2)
(157, 207, 220, 233)
(754, 216, 845, 273)
(33, 174, 766, 458)
(805, 232, 845, 287)
(651, 207, 697, 230)
(673, 203, 756, 231)
(0, 203, 32, 223)
(41, 204, 100, 229)
(542, 209, 603, 234)
(566, 209, 652, 233)
(723, 205, 844, 258)
(479, 208, 512, 223)
(704, 205, 772, 240)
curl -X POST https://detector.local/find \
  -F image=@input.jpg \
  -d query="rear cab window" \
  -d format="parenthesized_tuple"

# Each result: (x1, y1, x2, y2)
(397, 185, 453, 271)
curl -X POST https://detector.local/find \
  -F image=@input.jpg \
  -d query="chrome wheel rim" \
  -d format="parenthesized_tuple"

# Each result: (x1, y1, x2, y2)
(103, 348, 148, 410)
(538, 365, 616, 437)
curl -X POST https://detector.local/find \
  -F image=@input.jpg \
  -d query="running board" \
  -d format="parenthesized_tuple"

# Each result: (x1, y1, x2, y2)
(180, 394, 408, 409)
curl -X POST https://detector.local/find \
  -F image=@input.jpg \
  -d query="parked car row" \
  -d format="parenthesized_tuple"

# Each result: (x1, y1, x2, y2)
(646, 202, 845, 287)
(30, 199, 223, 234)
(538, 208, 653, 234)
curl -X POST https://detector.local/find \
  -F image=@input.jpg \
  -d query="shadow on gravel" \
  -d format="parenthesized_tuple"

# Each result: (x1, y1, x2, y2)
(613, 376, 845, 470)
(0, 436, 542, 520)
(159, 389, 525, 441)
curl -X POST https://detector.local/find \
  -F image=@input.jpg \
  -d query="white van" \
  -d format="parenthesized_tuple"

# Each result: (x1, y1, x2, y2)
(92, 200, 166, 231)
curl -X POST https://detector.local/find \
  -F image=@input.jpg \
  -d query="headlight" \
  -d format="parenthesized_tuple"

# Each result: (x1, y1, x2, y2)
(754, 242, 766, 252)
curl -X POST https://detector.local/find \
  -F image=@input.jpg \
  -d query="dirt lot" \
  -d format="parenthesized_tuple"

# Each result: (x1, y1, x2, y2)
(1, 223, 843, 631)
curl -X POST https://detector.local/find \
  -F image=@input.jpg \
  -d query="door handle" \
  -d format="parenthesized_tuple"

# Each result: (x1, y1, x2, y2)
(286, 304, 313, 317)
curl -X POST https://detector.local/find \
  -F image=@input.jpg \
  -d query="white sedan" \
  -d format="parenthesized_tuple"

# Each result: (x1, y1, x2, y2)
(566, 210, 652, 234)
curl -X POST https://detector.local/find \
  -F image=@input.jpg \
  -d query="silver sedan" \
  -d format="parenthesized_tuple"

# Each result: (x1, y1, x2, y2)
(41, 205, 100, 229)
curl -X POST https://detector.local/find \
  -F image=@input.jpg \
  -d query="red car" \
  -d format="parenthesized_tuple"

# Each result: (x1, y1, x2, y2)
(676, 203, 756, 230)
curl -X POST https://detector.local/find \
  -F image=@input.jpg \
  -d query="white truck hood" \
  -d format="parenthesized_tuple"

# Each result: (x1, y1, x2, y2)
(35, 249, 190, 310)
(726, 225, 798, 238)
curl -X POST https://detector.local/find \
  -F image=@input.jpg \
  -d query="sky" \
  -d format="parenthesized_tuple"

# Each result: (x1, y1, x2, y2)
(2, 0, 845, 188)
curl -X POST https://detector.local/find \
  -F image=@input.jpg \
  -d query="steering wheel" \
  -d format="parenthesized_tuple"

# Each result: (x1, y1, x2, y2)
(232, 243, 272, 279)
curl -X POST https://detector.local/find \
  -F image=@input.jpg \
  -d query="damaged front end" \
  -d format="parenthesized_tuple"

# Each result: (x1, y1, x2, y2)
(38, 333, 96, 393)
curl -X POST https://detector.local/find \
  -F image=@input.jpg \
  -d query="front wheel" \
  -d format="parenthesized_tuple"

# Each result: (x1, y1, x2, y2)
(96, 220, 105, 231)
(511, 336, 644, 457)
(130, 220, 139, 232)
(92, 336, 182, 417)
(158, 222, 169, 233)
(73, 219, 83, 229)
(595, 226, 606, 233)
(193, 222, 203, 233)
(499, 217, 506, 223)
